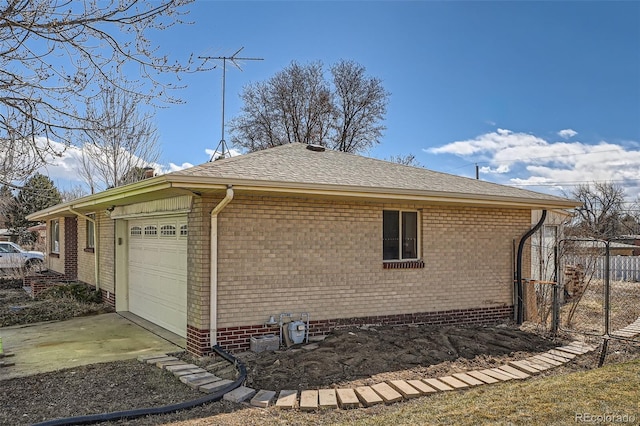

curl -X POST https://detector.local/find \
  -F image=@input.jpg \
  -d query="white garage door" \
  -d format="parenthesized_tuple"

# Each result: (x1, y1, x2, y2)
(128, 217, 188, 337)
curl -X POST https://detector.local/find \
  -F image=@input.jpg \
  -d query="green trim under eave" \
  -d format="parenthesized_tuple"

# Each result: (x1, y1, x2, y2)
(26, 176, 175, 221)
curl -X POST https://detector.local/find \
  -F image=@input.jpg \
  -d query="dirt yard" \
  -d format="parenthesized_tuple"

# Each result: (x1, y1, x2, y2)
(237, 324, 558, 391)
(1, 278, 639, 425)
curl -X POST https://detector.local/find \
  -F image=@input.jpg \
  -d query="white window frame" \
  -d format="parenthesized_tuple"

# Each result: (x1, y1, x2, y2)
(86, 214, 95, 249)
(50, 219, 60, 254)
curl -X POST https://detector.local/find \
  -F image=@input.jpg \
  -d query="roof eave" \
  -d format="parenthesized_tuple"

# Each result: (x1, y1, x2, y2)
(27, 176, 174, 221)
(27, 174, 580, 222)
(169, 176, 581, 209)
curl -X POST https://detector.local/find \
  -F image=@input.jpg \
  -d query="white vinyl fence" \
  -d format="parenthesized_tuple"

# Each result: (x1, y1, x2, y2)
(564, 255, 640, 282)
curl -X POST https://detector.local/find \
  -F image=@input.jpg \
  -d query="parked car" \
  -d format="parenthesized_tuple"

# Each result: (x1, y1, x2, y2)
(0, 242, 45, 270)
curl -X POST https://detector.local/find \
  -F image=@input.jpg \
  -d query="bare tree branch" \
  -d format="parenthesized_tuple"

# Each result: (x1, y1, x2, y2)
(0, 0, 207, 183)
(229, 60, 389, 154)
(386, 153, 423, 167)
(331, 60, 388, 153)
(78, 83, 160, 191)
(568, 182, 627, 238)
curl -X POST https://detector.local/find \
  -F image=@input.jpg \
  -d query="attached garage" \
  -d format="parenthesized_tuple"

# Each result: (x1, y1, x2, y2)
(26, 144, 581, 356)
(127, 216, 188, 337)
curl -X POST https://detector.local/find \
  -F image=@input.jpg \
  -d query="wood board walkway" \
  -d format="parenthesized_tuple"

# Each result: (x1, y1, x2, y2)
(610, 317, 640, 339)
(139, 340, 599, 410)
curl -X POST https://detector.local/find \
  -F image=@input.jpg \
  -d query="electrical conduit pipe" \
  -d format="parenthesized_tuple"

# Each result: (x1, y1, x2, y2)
(210, 185, 234, 347)
(515, 209, 547, 324)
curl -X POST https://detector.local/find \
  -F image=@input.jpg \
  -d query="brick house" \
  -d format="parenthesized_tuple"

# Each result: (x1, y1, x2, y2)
(27, 143, 579, 355)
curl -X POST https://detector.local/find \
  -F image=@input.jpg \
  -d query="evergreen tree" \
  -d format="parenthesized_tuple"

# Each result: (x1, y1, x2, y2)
(0, 185, 14, 229)
(8, 174, 62, 244)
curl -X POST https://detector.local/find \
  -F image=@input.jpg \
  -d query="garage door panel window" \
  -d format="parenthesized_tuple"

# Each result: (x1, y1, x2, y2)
(179, 224, 188, 237)
(160, 224, 176, 237)
(144, 225, 157, 237)
(130, 226, 142, 237)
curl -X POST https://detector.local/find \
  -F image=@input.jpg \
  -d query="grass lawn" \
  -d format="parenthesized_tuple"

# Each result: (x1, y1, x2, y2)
(348, 359, 639, 426)
(172, 359, 639, 426)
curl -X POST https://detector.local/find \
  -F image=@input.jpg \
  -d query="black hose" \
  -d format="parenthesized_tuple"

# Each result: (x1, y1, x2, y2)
(515, 209, 547, 324)
(32, 345, 246, 426)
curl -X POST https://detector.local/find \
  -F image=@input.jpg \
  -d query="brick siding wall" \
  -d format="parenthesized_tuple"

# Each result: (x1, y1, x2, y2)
(24, 271, 76, 297)
(100, 287, 115, 308)
(42, 216, 77, 280)
(98, 212, 115, 294)
(215, 305, 514, 352)
(47, 218, 65, 274)
(31, 212, 116, 301)
(63, 216, 78, 279)
(185, 194, 531, 355)
(215, 196, 527, 327)
(75, 212, 115, 293)
(187, 325, 212, 355)
(77, 217, 95, 285)
(186, 197, 216, 333)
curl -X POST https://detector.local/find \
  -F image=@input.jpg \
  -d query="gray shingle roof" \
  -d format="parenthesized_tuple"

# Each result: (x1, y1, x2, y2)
(171, 143, 577, 207)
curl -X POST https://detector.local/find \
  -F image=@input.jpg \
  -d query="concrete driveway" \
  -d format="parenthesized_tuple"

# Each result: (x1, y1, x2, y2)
(0, 312, 184, 380)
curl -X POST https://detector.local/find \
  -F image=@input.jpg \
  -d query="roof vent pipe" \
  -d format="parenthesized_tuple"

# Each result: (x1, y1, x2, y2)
(306, 144, 325, 152)
(515, 209, 547, 324)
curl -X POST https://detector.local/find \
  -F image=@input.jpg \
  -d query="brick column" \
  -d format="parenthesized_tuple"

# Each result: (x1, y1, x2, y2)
(186, 196, 217, 355)
(64, 216, 78, 280)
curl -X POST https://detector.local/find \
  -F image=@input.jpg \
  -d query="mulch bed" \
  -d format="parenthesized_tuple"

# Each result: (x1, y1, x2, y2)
(0, 279, 112, 327)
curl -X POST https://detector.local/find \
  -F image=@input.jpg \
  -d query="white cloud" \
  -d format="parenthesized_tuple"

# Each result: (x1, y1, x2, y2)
(558, 129, 578, 139)
(480, 164, 511, 174)
(30, 139, 218, 192)
(427, 129, 640, 198)
(166, 162, 194, 172)
(37, 141, 84, 180)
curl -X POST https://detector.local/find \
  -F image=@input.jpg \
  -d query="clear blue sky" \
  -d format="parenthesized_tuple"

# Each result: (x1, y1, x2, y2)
(47, 1, 640, 198)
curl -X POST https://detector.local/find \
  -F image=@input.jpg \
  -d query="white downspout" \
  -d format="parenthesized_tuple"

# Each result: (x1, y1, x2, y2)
(69, 208, 99, 291)
(210, 185, 234, 347)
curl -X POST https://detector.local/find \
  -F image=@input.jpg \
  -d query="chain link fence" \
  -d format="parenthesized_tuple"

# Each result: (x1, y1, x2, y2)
(526, 239, 640, 343)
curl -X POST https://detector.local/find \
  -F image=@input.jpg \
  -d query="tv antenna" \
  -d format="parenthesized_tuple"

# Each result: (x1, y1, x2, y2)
(199, 47, 263, 161)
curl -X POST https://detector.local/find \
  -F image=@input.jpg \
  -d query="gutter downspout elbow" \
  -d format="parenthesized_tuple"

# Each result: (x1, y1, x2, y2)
(211, 186, 235, 217)
(516, 209, 547, 324)
(210, 186, 234, 348)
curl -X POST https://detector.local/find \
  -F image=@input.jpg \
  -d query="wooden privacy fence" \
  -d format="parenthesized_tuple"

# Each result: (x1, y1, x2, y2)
(522, 280, 558, 326)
